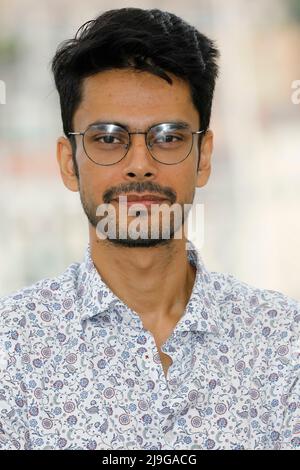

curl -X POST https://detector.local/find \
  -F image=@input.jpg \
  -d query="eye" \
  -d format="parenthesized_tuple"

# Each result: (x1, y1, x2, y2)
(94, 134, 121, 144)
(90, 133, 128, 145)
(153, 133, 184, 145)
(159, 134, 182, 142)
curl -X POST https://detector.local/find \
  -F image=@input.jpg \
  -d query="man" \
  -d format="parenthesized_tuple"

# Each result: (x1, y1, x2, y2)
(0, 7, 299, 450)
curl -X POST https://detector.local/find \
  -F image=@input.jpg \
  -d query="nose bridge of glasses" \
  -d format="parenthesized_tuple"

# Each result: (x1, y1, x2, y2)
(127, 130, 152, 150)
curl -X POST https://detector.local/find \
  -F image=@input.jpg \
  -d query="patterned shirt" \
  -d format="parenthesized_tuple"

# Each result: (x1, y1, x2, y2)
(0, 240, 299, 450)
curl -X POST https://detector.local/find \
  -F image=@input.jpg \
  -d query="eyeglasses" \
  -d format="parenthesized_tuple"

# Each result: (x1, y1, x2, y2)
(68, 122, 205, 166)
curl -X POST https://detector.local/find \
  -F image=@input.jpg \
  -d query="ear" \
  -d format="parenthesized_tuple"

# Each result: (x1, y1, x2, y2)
(196, 129, 213, 187)
(56, 136, 79, 192)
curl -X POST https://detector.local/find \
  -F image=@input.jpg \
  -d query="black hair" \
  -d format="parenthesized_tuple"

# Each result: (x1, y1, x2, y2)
(51, 7, 220, 177)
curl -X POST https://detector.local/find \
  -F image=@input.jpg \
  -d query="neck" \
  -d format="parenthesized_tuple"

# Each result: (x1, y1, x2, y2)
(89, 228, 196, 328)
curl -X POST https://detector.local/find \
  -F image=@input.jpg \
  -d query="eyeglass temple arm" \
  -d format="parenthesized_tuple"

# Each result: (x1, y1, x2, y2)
(193, 130, 205, 135)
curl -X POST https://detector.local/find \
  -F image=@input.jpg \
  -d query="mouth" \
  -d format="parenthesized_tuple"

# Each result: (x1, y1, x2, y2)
(113, 194, 169, 207)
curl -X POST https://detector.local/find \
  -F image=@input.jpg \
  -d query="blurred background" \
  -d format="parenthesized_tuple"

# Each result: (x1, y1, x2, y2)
(0, 0, 299, 299)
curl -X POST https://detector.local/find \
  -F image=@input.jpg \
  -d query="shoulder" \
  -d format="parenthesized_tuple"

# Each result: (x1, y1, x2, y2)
(210, 269, 300, 344)
(0, 261, 81, 341)
(210, 268, 299, 316)
(216, 268, 297, 304)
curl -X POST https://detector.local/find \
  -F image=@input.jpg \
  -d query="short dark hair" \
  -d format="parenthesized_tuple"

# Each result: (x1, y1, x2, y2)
(51, 7, 220, 176)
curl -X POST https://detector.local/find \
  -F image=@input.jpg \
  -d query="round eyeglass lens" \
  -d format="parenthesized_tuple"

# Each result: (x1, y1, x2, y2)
(83, 124, 129, 165)
(147, 123, 193, 164)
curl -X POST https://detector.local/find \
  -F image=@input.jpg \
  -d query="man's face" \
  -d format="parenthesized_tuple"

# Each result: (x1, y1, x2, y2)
(57, 68, 213, 247)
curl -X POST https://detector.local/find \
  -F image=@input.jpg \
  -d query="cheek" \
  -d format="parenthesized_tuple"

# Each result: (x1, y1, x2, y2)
(79, 162, 119, 202)
(174, 157, 197, 188)
(177, 174, 198, 206)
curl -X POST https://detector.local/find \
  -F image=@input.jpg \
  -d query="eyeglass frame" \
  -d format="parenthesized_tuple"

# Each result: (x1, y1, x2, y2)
(67, 121, 205, 166)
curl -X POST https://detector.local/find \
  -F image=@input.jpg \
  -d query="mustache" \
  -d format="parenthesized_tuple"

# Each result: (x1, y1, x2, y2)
(103, 182, 177, 204)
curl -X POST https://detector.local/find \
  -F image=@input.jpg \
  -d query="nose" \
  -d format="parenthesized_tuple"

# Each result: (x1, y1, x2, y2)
(121, 133, 159, 181)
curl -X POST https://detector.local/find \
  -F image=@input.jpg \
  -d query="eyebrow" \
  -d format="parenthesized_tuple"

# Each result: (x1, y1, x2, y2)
(87, 119, 191, 131)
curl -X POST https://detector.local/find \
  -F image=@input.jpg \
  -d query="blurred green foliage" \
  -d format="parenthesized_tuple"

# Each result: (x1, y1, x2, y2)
(0, 37, 21, 64)
(288, 0, 300, 22)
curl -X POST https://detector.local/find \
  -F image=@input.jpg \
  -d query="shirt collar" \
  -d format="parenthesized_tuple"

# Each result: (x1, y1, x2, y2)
(77, 239, 225, 336)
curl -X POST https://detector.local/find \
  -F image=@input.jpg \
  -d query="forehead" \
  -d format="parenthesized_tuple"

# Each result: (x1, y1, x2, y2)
(73, 68, 199, 130)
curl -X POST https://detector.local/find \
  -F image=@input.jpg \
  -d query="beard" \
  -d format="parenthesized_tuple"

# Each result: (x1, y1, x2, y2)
(79, 185, 194, 249)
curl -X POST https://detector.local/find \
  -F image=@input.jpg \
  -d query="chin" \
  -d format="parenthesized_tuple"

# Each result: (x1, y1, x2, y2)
(105, 235, 174, 248)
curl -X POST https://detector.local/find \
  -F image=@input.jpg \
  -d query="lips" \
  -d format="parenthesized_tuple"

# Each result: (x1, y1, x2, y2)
(114, 194, 167, 202)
